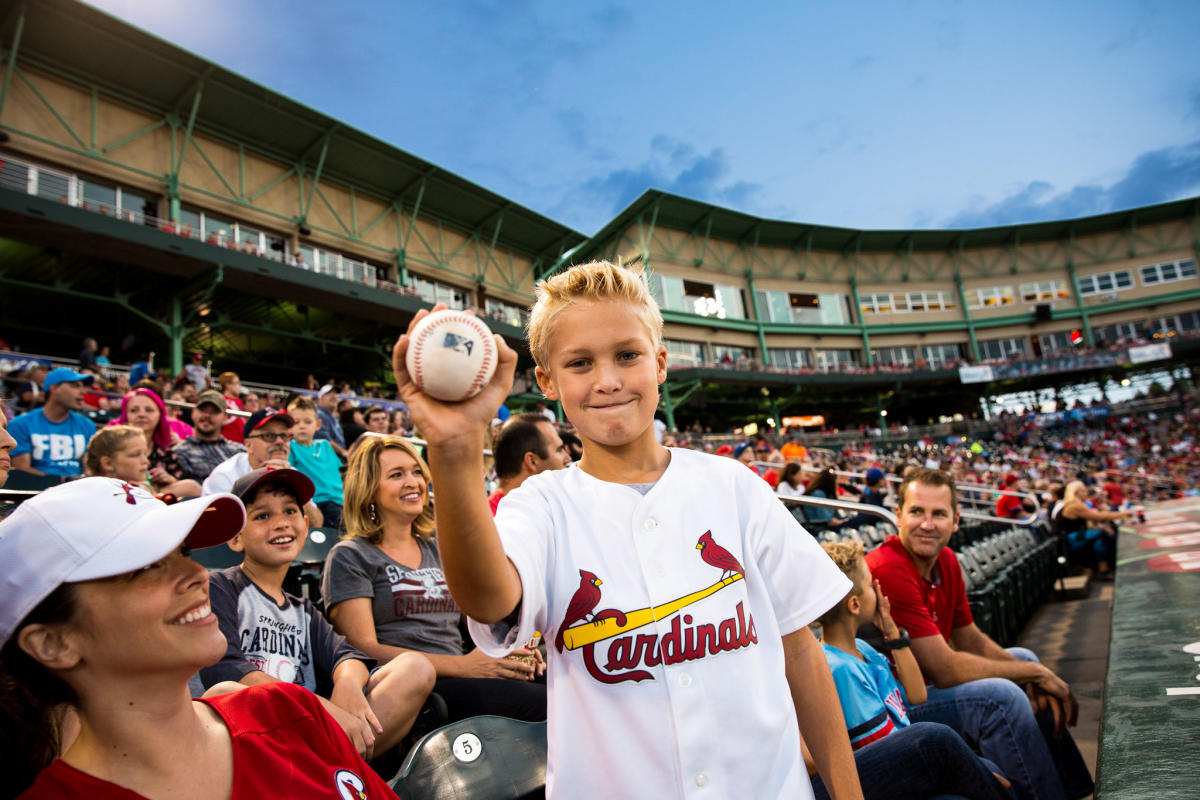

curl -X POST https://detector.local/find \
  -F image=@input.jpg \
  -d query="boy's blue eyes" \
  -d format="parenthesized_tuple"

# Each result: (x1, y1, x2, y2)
(565, 351, 640, 368)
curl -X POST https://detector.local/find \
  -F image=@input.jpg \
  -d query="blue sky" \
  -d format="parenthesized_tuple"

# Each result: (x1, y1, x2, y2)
(88, 1, 1200, 236)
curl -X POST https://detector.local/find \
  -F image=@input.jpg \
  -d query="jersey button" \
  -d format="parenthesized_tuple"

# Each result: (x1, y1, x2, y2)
(643, 518, 658, 531)
(694, 773, 708, 788)
(678, 673, 692, 687)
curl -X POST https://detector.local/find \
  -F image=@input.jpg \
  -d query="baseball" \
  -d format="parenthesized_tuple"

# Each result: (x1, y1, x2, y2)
(405, 309, 498, 402)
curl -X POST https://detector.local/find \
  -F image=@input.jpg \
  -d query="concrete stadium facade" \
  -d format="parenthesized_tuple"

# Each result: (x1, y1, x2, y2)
(0, 1, 1197, 426)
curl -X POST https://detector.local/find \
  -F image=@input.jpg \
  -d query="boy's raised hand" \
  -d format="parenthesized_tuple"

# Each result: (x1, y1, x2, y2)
(872, 579, 901, 639)
(392, 304, 518, 447)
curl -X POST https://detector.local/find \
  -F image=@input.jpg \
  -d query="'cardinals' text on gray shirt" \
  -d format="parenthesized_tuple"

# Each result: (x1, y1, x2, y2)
(200, 566, 368, 694)
(322, 536, 463, 655)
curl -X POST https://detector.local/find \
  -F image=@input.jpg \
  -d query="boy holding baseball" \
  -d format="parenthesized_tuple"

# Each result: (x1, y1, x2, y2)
(394, 261, 861, 799)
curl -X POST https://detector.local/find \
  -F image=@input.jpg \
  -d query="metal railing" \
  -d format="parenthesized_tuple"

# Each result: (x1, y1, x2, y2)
(777, 493, 899, 526)
(823, 468, 1041, 526)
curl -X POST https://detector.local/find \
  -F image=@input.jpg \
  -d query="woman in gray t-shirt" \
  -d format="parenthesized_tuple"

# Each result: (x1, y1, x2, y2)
(323, 435, 545, 723)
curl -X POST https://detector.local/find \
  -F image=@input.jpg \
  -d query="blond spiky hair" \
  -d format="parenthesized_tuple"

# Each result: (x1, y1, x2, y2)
(817, 540, 866, 628)
(821, 540, 865, 580)
(526, 259, 663, 372)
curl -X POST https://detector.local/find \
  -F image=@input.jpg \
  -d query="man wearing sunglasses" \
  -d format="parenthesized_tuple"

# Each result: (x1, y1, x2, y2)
(202, 408, 324, 526)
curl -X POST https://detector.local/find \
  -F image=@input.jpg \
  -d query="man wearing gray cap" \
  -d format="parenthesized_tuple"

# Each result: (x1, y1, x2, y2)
(172, 389, 246, 483)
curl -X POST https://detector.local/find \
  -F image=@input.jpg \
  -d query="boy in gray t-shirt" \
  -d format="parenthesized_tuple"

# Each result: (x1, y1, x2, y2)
(202, 467, 436, 761)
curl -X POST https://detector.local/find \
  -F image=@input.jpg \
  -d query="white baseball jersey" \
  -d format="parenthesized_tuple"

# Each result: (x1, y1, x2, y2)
(468, 448, 852, 800)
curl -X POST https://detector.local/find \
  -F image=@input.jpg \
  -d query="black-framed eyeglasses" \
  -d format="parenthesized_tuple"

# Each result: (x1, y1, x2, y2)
(248, 432, 293, 443)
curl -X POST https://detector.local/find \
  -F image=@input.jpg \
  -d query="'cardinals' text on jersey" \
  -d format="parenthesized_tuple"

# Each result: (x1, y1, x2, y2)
(470, 448, 851, 800)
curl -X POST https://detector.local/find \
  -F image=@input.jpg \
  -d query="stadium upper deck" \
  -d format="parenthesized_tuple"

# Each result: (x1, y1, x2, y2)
(0, 0, 1197, 427)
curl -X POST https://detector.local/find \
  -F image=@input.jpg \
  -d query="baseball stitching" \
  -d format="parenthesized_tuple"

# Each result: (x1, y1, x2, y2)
(410, 311, 496, 400)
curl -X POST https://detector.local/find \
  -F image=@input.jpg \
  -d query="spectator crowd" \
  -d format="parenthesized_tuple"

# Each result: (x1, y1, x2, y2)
(2, 293, 1178, 799)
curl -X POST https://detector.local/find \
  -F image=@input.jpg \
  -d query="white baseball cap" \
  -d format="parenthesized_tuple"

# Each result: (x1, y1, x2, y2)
(0, 478, 246, 645)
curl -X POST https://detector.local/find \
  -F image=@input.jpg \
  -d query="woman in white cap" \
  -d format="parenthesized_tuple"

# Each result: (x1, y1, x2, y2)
(0, 479, 398, 799)
(0, 411, 15, 490)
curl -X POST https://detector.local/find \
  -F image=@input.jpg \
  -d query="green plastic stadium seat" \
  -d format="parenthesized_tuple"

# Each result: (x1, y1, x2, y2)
(389, 715, 546, 800)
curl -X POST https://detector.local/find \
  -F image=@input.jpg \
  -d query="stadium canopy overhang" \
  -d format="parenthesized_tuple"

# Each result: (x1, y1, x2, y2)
(0, 0, 585, 268)
(569, 188, 1200, 268)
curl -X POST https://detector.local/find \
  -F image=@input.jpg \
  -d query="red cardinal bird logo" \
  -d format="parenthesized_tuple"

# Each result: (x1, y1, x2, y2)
(555, 570, 603, 653)
(696, 531, 744, 579)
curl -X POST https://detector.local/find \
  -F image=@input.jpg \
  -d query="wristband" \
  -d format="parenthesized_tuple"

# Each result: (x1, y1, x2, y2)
(879, 628, 910, 650)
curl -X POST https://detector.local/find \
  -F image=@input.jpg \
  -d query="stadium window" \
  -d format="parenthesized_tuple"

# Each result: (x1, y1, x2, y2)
(485, 298, 529, 327)
(978, 337, 1026, 360)
(118, 186, 158, 224)
(80, 179, 117, 214)
(767, 347, 812, 370)
(815, 349, 860, 372)
(1078, 269, 1134, 298)
(971, 285, 1014, 309)
(1019, 280, 1063, 303)
(920, 343, 963, 367)
(1140, 259, 1196, 286)
(666, 339, 707, 366)
(0, 159, 30, 194)
(875, 346, 918, 367)
(712, 344, 752, 364)
(178, 207, 201, 237)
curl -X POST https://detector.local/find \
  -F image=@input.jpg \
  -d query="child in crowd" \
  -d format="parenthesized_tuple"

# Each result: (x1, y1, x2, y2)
(199, 466, 435, 762)
(817, 541, 1011, 799)
(817, 541, 926, 748)
(84, 424, 153, 490)
(392, 260, 862, 799)
(1, 479, 397, 800)
(287, 396, 346, 529)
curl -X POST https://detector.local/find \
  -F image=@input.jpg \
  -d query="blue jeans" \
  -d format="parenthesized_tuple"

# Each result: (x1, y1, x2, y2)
(909, 648, 1093, 800)
(316, 500, 343, 531)
(810, 721, 1012, 800)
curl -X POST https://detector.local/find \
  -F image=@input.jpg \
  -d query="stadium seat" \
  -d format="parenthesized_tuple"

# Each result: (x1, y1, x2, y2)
(190, 542, 241, 570)
(283, 527, 340, 607)
(3, 471, 65, 491)
(389, 715, 547, 800)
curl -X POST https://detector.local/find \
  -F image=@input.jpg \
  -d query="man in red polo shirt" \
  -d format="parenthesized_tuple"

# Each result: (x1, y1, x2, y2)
(867, 468, 1093, 800)
(487, 413, 569, 515)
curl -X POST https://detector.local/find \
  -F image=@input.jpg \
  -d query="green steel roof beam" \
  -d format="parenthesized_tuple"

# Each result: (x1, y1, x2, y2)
(743, 269, 769, 363)
(214, 318, 389, 358)
(0, 274, 166, 332)
(640, 197, 661, 267)
(15, 65, 86, 151)
(178, 266, 224, 328)
(690, 209, 715, 266)
(739, 221, 762, 274)
(468, 203, 509, 286)
(953, 272, 979, 361)
(399, 174, 429, 255)
(792, 229, 813, 280)
(1062, 223, 1094, 348)
(171, 80, 205, 176)
(847, 275, 872, 367)
(298, 125, 339, 225)
(0, 3, 26, 121)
